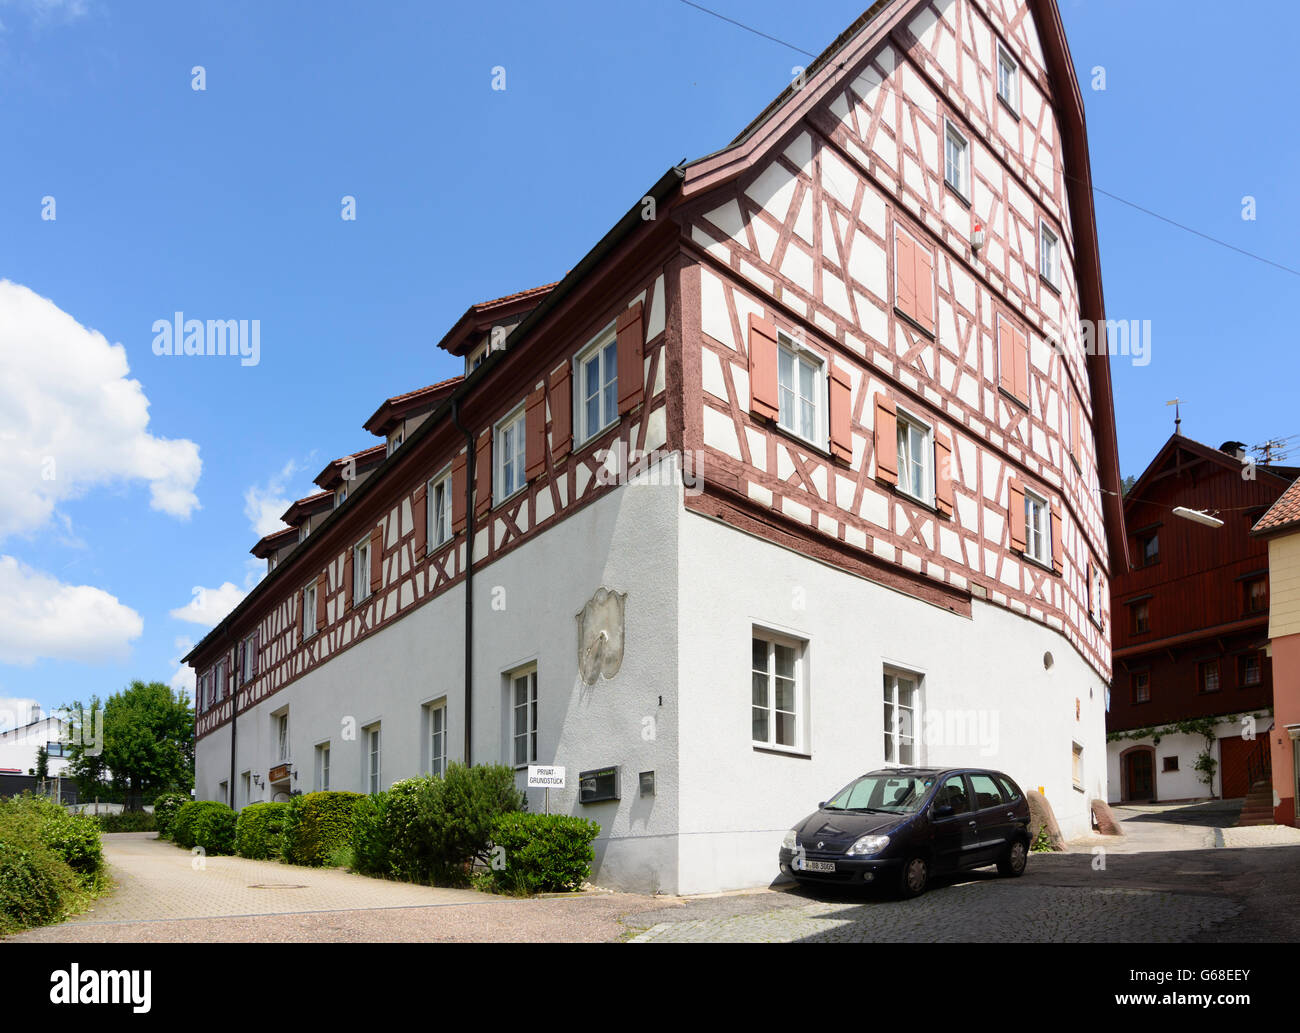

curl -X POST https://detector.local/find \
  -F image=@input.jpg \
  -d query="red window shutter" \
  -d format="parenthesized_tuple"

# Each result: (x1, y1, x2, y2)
(525, 387, 547, 480)
(369, 526, 382, 593)
(451, 452, 467, 533)
(616, 300, 645, 414)
(1014, 326, 1030, 403)
(315, 572, 327, 630)
(343, 548, 353, 610)
(895, 227, 916, 322)
(935, 430, 954, 517)
(549, 365, 572, 461)
(828, 361, 853, 463)
(474, 430, 492, 519)
(914, 244, 935, 335)
(997, 315, 1015, 395)
(748, 313, 779, 421)
(1070, 391, 1081, 461)
(250, 630, 259, 678)
(1008, 479, 1026, 552)
(873, 394, 898, 486)
(412, 483, 427, 560)
(1051, 501, 1064, 574)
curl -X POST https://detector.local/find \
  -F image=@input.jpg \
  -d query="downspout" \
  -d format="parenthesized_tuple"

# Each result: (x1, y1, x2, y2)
(452, 398, 475, 766)
(225, 630, 236, 808)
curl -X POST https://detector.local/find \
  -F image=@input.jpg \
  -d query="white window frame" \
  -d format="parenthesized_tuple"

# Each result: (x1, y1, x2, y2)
(364, 723, 382, 794)
(494, 406, 528, 503)
(240, 633, 257, 685)
(275, 712, 289, 763)
(302, 580, 317, 639)
(775, 332, 828, 450)
(1071, 742, 1084, 790)
(353, 534, 371, 603)
(751, 629, 807, 753)
(996, 44, 1018, 112)
(1039, 220, 1060, 287)
(425, 699, 447, 777)
(895, 407, 935, 506)
(573, 322, 619, 446)
(467, 343, 487, 374)
(335, 487, 347, 508)
(1024, 488, 1051, 566)
(213, 659, 226, 703)
(509, 666, 538, 768)
(315, 741, 330, 791)
(298, 523, 309, 543)
(428, 468, 453, 550)
(943, 119, 970, 199)
(883, 668, 922, 767)
(387, 428, 403, 456)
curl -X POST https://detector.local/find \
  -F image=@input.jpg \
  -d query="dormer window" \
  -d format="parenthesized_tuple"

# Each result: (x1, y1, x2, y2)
(387, 429, 403, 456)
(298, 523, 309, 543)
(335, 487, 347, 508)
(467, 343, 488, 374)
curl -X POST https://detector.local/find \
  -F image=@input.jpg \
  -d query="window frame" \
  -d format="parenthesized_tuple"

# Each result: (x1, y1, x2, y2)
(1130, 599, 1150, 635)
(387, 428, 403, 456)
(1198, 659, 1222, 695)
(1131, 670, 1151, 705)
(425, 699, 447, 778)
(774, 331, 829, 451)
(315, 741, 330, 792)
(509, 666, 539, 769)
(364, 723, 382, 794)
(240, 633, 257, 685)
(1023, 488, 1052, 568)
(943, 119, 970, 201)
(302, 580, 318, 638)
(1137, 529, 1160, 567)
(751, 629, 807, 754)
(573, 321, 619, 446)
(1244, 577, 1268, 615)
(882, 668, 922, 768)
(427, 467, 454, 550)
(1071, 742, 1084, 791)
(996, 43, 1019, 113)
(353, 534, 371, 604)
(894, 406, 935, 507)
(1039, 220, 1060, 289)
(1240, 652, 1262, 687)
(275, 711, 289, 762)
(494, 405, 529, 504)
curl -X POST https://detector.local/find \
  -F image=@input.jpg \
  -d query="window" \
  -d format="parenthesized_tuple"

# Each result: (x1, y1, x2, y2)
(895, 410, 934, 505)
(302, 580, 318, 638)
(776, 334, 826, 447)
(1240, 652, 1262, 687)
(934, 774, 969, 812)
(275, 712, 289, 762)
(299, 523, 309, 543)
(495, 408, 528, 502)
(510, 668, 538, 767)
(212, 659, 226, 703)
(1131, 600, 1150, 634)
(45, 742, 66, 758)
(1131, 671, 1150, 704)
(197, 671, 210, 712)
(1199, 660, 1221, 694)
(1138, 530, 1159, 567)
(467, 343, 487, 373)
(387, 429, 403, 456)
(883, 670, 920, 766)
(353, 535, 371, 603)
(268, 555, 278, 572)
(996, 44, 1018, 111)
(943, 120, 969, 199)
(1245, 577, 1268, 614)
(1162, 755, 1179, 773)
(240, 633, 257, 684)
(752, 633, 805, 751)
(365, 724, 382, 793)
(995, 774, 1022, 802)
(335, 487, 347, 508)
(969, 773, 1004, 809)
(575, 325, 618, 444)
(428, 470, 453, 549)
(1039, 221, 1060, 288)
(1071, 743, 1083, 790)
(426, 701, 447, 777)
(315, 742, 330, 791)
(1024, 489, 1051, 566)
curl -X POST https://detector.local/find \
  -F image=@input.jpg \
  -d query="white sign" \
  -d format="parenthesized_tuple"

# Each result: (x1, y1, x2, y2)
(527, 765, 566, 788)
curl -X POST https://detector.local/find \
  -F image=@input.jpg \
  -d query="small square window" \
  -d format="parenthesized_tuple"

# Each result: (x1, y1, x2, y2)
(944, 121, 969, 198)
(896, 410, 934, 505)
(996, 45, 1018, 111)
(1039, 222, 1060, 287)
(1162, 755, 1179, 773)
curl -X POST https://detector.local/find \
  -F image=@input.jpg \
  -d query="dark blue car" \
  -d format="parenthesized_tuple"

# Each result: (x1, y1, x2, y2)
(778, 767, 1032, 898)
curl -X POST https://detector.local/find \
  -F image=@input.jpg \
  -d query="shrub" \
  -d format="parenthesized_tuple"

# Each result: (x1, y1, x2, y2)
(281, 792, 364, 867)
(0, 815, 83, 935)
(485, 813, 600, 894)
(350, 792, 394, 876)
(153, 792, 189, 839)
(97, 811, 156, 833)
(235, 802, 290, 860)
(418, 763, 525, 885)
(173, 801, 236, 855)
(4, 795, 103, 885)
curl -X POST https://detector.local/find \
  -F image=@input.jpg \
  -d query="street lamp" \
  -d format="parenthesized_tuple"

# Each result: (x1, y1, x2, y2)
(1172, 506, 1224, 529)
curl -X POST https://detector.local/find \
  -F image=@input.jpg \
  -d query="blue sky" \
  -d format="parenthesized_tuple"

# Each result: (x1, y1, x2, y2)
(1, 0, 1296, 725)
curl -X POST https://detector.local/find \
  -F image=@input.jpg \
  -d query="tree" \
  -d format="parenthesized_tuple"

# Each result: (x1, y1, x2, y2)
(63, 682, 194, 810)
(34, 746, 49, 782)
(1121, 474, 1137, 496)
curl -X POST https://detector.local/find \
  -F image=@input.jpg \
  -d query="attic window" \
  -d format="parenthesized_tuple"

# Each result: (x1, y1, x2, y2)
(996, 45, 1018, 112)
(468, 343, 488, 373)
(298, 523, 309, 543)
(387, 429, 403, 456)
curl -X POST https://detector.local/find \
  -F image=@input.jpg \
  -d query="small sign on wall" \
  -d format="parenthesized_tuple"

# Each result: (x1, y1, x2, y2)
(527, 765, 565, 788)
(579, 766, 619, 804)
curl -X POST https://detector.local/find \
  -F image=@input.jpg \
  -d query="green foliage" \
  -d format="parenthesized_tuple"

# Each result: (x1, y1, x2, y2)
(235, 802, 291, 860)
(96, 811, 156, 833)
(34, 746, 49, 782)
(153, 792, 190, 839)
(1194, 751, 1219, 792)
(349, 791, 394, 876)
(3, 795, 103, 883)
(281, 792, 364, 867)
(172, 801, 236, 855)
(0, 794, 105, 934)
(1031, 824, 1053, 853)
(484, 813, 600, 894)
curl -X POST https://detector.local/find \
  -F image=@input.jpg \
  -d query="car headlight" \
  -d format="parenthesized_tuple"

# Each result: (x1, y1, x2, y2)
(781, 829, 798, 850)
(845, 834, 890, 856)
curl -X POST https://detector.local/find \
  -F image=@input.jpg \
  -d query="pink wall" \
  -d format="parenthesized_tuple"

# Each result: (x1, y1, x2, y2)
(1270, 632, 1300, 825)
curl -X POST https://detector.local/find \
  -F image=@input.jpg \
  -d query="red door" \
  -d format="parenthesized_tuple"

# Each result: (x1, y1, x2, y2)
(1125, 750, 1154, 802)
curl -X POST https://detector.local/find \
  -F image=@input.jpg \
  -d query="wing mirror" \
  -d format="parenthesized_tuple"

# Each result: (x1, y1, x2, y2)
(932, 804, 955, 818)
(817, 801, 826, 809)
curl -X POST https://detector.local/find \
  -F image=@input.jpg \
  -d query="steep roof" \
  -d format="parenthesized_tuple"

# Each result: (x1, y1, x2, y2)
(250, 525, 298, 558)
(1125, 433, 1298, 514)
(279, 490, 333, 526)
(433, 284, 559, 357)
(362, 377, 463, 437)
(1253, 476, 1300, 538)
(312, 444, 387, 490)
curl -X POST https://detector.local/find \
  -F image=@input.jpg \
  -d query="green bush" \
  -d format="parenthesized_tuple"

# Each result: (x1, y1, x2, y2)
(485, 813, 600, 894)
(281, 792, 364, 867)
(4, 795, 103, 884)
(350, 792, 394, 876)
(413, 764, 525, 886)
(235, 802, 290, 860)
(172, 801, 236, 855)
(153, 792, 189, 839)
(0, 814, 84, 935)
(96, 811, 156, 833)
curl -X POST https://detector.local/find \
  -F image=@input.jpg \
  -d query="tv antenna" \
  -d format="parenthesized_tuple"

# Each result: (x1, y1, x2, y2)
(1252, 435, 1299, 465)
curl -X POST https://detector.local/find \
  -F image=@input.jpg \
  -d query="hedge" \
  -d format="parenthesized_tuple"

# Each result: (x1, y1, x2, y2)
(486, 813, 600, 894)
(97, 811, 156, 833)
(4, 795, 103, 883)
(153, 792, 189, 839)
(172, 801, 236, 855)
(235, 802, 291, 860)
(281, 792, 364, 867)
(350, 792, 394, 877)
(0, 795, 103, 934)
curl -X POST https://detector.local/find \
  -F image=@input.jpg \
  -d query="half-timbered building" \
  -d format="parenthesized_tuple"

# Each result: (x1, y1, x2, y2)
(187, 0, 1125, 893)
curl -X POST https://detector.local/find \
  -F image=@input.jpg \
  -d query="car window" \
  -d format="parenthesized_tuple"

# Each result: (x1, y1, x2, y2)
(932, 775, 971, 814)
(825, 774, 936, 814)
(969, 773, 1005, 809)
(995, 775, 1022, 802)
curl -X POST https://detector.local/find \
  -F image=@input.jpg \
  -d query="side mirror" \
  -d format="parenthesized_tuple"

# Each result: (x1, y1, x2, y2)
(817, 801, 826, 809)
(932, 804, 955, 818)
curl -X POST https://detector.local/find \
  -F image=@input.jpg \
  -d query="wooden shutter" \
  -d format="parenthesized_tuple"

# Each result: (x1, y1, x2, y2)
(1014, 326, 1030, 403)
(549, 365, 572, 461)
(315, 572, 327, 630)
(1008, 479, 1026, 552)
(343, 547, 353, 610)
(369, 526, 382, 593)
(828, 361, 853, 463)
(1070, 391, 1081, 461)
(914, 243, 936, 335)
(451, 452, 468, 533)
(474, 430, 492, 519)
(894, 227, 916, 322)
(413, 483, 427, 560)
(1051, 501, 1064, 574)
(748, 313, 779, 421)
(616, 300, 645, 414)
(997, 315, 1015, 396)
(249, 630, 258, 679)
(525, 387, 547, 481)
(873, 394, 898, 486)
(935, 430, 954, 517)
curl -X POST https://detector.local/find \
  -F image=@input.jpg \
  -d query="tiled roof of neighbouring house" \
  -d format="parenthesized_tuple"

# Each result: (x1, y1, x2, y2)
(1253, 476, 1300, 537)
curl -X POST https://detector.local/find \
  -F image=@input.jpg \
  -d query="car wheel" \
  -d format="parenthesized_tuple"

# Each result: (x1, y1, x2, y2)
(899, 856, 929, 898)
(997, 837, 1028, 877)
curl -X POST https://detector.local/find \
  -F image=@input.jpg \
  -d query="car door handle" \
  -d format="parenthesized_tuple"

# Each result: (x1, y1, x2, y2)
(1007, 812, 1014, 818)
(968, 820, 977, 827)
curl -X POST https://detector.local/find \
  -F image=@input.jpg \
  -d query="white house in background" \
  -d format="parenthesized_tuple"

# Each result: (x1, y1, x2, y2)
(186, 0, 1125, 894)
(0, 708, 73, 779)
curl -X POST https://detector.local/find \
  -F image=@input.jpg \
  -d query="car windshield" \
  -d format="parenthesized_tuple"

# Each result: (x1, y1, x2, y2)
(823, 774, 937, 814)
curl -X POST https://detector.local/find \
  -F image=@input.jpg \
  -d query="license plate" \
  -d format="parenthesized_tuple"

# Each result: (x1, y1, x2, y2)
(797, 860, 836, 873)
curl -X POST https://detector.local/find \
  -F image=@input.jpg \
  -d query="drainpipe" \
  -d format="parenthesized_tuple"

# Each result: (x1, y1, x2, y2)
(452, 398, 475, 766)
(225, 630, 237, 809)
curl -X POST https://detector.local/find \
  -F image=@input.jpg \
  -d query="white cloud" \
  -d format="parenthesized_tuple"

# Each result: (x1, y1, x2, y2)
(0, 280, 202, 540)
(169, 582, 245, 627)
(244, 459, 301, 539)
(169, 636, 196, 697)
(0, 555, 143, 665)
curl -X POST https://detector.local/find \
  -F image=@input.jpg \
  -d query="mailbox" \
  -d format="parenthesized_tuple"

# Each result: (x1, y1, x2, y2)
(578, 766, 619, 804)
